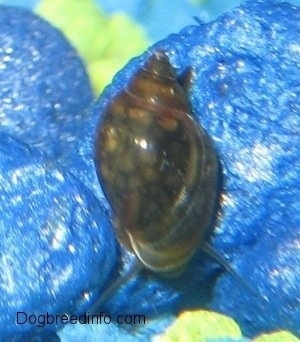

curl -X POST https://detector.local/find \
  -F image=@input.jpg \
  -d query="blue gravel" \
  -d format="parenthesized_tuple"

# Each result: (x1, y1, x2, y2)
(0, 0, 299, 341)
(0, 6, 93, 160)
(86, 0, 300, 338)
(0, 132, 117, 339)
(0, 6, 115, 340)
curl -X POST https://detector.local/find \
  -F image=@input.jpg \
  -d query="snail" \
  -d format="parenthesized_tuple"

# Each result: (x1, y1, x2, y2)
(92, 51, 255, 312)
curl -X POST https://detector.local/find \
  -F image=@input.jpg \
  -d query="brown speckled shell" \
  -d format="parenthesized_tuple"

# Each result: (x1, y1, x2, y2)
(94, 51, 218, 273)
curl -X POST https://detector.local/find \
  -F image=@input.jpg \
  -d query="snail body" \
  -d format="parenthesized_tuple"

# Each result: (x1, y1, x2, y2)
(91, 51, 263, 314)
(94, 51, 219, 274)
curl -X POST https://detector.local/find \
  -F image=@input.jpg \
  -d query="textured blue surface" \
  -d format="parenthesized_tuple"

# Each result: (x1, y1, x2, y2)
(0, 6, 93, 161)
(0, 6, 115, 340)
(0, 132, 117, 339)
(82, 0, 299, 339)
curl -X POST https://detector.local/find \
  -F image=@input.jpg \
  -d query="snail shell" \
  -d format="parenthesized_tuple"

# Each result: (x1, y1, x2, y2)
(94, 51, 219, 274)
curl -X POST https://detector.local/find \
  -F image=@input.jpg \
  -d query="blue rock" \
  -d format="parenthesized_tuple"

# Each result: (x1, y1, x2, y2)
(87, 0, 299, 339)
(0, 6, 93, 160)
(0, 132, 117, 339)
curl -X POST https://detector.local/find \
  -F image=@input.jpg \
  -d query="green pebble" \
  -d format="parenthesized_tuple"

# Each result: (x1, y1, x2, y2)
(36, 0, 148, 95)
(154, 310, 242, 342)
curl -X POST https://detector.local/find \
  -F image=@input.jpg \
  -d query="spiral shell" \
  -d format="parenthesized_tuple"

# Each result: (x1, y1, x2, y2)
(94, 51, 219, 274)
